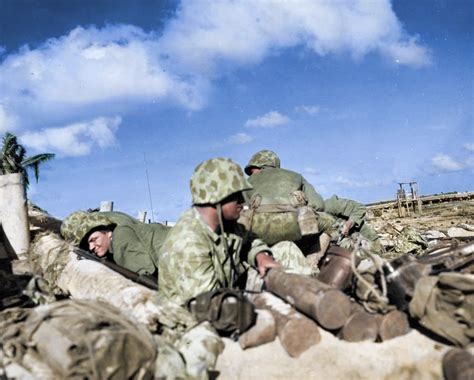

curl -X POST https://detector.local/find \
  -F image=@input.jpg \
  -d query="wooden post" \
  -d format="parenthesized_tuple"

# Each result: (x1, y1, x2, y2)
(339, 311, 378, 342)
(442, 349, 474, 380)
(138, 211, 147, 223)
(252, 292, 321, 357)
(239, 309, 276, 350)
(376, 310, 411, 341)
(265, 269, 351, 330)
(100, 201, 114, 212)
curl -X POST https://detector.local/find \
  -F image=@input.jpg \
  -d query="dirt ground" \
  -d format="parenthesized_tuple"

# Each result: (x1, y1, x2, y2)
(368, 200, 474, 234)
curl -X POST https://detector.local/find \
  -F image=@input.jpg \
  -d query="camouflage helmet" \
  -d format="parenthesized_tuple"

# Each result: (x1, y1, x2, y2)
(244, 150, 281, 175)
(190, 157, 252, 205)
(60, 211, 115, 246)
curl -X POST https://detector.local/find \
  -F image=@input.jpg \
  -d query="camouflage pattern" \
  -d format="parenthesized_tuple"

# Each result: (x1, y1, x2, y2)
(158, 208, 311, 306)
(244, 150, 281, 175)
(393, 227, 428, 256)
(190, 157, 252, 205)
(243, 166, 327, 245)
(60, 211, 114, 246)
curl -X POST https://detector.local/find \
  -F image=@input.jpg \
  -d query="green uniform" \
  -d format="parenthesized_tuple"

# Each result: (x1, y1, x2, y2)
(111, 222, 170, 275)
(158, 207, 310, 306)
(243, 167, 330, 245)
(61, 210, 171, 276)
(324, 195, 381, 253)
(101, 211, 140, 226)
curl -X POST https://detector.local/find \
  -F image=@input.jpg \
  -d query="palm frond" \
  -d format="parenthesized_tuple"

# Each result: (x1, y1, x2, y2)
(1, 132, 55, 191)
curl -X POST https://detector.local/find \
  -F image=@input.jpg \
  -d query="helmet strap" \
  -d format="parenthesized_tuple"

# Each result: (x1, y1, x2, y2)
(217, 203, 238, 288)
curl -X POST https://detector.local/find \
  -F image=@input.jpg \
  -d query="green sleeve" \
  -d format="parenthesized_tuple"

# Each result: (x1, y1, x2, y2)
(111, 226, 156, 275)
(302, 177, 325, 211)
(324, 195, 366, 227)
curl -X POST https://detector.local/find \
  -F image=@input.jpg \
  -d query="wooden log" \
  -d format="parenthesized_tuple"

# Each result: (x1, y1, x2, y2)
(442, 348, 474, 380)
(252, 292, 321, 357)
(29, 233, 223, 379)
(339, 311, 378, 342)
(30, 233, 163, 329)
(239, 309, 276, 349)
(265, 268, 351, 330)
(376, 310, 411, 341)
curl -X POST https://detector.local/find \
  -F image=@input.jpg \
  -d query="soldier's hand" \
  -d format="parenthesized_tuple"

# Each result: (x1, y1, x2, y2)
(255, 252, 280, 278)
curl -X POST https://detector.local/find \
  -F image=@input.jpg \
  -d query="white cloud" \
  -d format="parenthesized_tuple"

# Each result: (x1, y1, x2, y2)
(431, 154, 464, 172)
(228, 132, 254, 144)
(463, 143, 474, 152)
(382, 37, 432, 67)
(245, 111, 290, 128)
(295, 105, 321, 115)
(0, 0, 431, 155)
(159, 0, 431, 74)
(0, 104, 18, 132)
(20, 116, 121, 156)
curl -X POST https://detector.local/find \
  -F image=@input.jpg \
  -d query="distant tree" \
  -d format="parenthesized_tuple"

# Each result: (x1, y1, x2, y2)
(0, 132, 55, 190)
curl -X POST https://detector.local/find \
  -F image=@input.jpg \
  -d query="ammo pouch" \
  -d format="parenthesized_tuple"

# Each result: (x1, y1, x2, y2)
(187, 288, 256, 337)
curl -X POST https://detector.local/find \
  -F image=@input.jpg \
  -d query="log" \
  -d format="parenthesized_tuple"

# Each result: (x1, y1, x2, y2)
(442, 348, 474, 380)
(265, 268, 351, 330)
(252, 292, 321, 357)
(339, 311, 378, 342)
(376, 310, 411, 341)
(239, 309, 276, 349)
(29, 233, 223, 379)
(30, 233, 162, 329)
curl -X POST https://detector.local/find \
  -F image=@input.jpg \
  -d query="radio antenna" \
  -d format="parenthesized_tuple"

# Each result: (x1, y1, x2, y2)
(143, 152, 155, 222)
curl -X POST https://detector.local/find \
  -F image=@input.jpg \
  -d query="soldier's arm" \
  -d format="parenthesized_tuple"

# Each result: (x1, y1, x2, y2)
(324, 195, 366, 227)
(111, 226, 157, 275)
(301, 177, 325, 211)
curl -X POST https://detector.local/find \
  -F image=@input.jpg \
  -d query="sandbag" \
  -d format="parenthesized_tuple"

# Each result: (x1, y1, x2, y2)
(0, 299, 157, 379)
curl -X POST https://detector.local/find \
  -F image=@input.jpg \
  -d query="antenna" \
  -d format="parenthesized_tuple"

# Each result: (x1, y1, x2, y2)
(143, 152, 155, 222)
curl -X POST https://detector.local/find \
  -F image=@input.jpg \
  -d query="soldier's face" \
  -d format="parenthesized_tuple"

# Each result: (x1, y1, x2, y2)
(87, 230, 112, 257)
(221, 192, 245, 220)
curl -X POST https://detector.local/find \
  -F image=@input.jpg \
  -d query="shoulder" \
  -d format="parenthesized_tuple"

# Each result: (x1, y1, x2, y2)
(161, 209, 209, 250)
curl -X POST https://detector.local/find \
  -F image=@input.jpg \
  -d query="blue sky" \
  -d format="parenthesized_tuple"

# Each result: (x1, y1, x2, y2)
(0, 0, 472, 222)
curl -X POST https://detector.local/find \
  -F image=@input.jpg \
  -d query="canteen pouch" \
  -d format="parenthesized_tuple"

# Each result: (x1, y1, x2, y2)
(297, 205, 319, 236)
(187, 288, 257, 337)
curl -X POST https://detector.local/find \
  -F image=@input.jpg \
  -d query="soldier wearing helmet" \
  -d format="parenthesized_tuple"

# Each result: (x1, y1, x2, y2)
(242, 150, 332, 250)
(61, 210, 170, 276)
(158, 157, 312, 306)
(244, 149, 281, 175)
(243, 150, 381, 261)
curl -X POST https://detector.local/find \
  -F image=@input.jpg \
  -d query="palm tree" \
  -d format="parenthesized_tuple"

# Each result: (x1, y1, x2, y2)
(0, 132, 55, 190)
